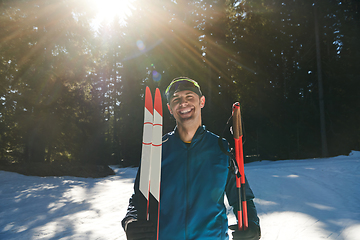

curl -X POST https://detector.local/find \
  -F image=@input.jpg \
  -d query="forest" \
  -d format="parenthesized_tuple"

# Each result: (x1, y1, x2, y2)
(1, 0, 359, 167)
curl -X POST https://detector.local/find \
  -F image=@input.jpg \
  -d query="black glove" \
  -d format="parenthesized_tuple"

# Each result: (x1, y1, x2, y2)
(229, 221, 261, 240)
(125, 219, 156, 240)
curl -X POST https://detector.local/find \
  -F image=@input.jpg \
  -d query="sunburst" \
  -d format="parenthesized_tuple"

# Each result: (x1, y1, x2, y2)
(91, 0, 133, 28)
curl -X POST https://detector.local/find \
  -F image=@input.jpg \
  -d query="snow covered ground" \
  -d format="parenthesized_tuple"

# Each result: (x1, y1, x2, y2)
(1, 151, 359, 240)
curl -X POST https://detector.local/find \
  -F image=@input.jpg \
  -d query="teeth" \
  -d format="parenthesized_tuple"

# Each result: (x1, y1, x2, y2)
(180, 109, 191, 114)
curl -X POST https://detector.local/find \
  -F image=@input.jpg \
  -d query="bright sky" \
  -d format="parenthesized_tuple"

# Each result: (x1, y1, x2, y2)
(90, 0, 134, 29)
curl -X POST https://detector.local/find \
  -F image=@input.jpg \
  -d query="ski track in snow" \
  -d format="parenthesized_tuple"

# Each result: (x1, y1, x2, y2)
(1, 152, 360, 240)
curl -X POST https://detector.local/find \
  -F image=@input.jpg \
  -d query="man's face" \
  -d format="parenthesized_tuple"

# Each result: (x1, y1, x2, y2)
(167, 90, 205, 124)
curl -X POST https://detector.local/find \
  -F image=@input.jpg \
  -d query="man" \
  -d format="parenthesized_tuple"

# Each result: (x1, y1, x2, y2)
(122, 77, 261, 240)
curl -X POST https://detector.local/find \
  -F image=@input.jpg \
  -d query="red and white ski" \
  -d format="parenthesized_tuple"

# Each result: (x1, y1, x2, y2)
(139, 86, 153, 219)
(139, 86, 162, 239)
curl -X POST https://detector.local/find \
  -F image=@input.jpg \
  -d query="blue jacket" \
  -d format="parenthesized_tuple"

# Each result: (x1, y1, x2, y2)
(123, 126, 259, 240)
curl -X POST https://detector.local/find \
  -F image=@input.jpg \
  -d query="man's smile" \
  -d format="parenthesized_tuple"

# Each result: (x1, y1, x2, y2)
(179, 108, 192, 114)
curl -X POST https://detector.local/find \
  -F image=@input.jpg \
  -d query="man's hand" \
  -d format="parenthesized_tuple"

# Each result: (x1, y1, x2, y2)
(229, 221, 261, 240)
(125, 219, 156, 240)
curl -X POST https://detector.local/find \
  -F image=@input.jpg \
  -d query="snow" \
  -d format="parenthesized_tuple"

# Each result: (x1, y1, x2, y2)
(1, 151, 360, 240)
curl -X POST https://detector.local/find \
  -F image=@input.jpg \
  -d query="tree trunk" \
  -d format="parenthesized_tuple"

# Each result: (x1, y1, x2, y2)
(314, 0, 329, 157)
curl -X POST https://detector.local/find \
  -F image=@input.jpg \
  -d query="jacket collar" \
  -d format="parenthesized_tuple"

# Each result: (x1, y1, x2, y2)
(173, 125, 206, 146)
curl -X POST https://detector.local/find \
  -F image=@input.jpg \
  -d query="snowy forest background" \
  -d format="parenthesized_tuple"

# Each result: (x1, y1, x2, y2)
(1, 0, 359, 167)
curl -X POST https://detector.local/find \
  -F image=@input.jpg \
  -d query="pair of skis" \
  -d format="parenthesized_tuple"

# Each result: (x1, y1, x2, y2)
(139, 86, 162, 240)
(232, 102, 248, 231)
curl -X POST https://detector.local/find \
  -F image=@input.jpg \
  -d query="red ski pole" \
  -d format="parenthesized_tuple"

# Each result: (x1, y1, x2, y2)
(232, 102, 248, 231)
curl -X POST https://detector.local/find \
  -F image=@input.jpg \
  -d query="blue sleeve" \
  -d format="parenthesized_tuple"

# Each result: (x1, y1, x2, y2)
(121, 168, 142, 229)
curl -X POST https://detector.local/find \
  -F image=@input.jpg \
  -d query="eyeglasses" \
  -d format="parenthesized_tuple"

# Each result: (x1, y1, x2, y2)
(165, 78, 201, 96)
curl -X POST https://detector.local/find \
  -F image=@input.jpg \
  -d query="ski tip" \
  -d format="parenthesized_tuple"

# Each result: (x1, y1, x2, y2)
(145, 86, 154, 114)
(154, 88, 163, 116)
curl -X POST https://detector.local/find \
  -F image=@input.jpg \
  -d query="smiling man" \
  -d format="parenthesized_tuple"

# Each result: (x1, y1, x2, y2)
(166, 79, 205, 143)
(122, 77, 261, 240)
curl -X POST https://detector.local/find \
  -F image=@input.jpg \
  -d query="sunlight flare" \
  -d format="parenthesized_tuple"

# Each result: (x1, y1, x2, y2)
(91, 0, 133, 27)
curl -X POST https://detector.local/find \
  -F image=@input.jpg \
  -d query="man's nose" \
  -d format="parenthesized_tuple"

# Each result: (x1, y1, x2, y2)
(179, 97, 188, 105)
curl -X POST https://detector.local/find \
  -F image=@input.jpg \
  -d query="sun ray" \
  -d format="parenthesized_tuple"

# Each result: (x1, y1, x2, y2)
(91, 0, 133, 28)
